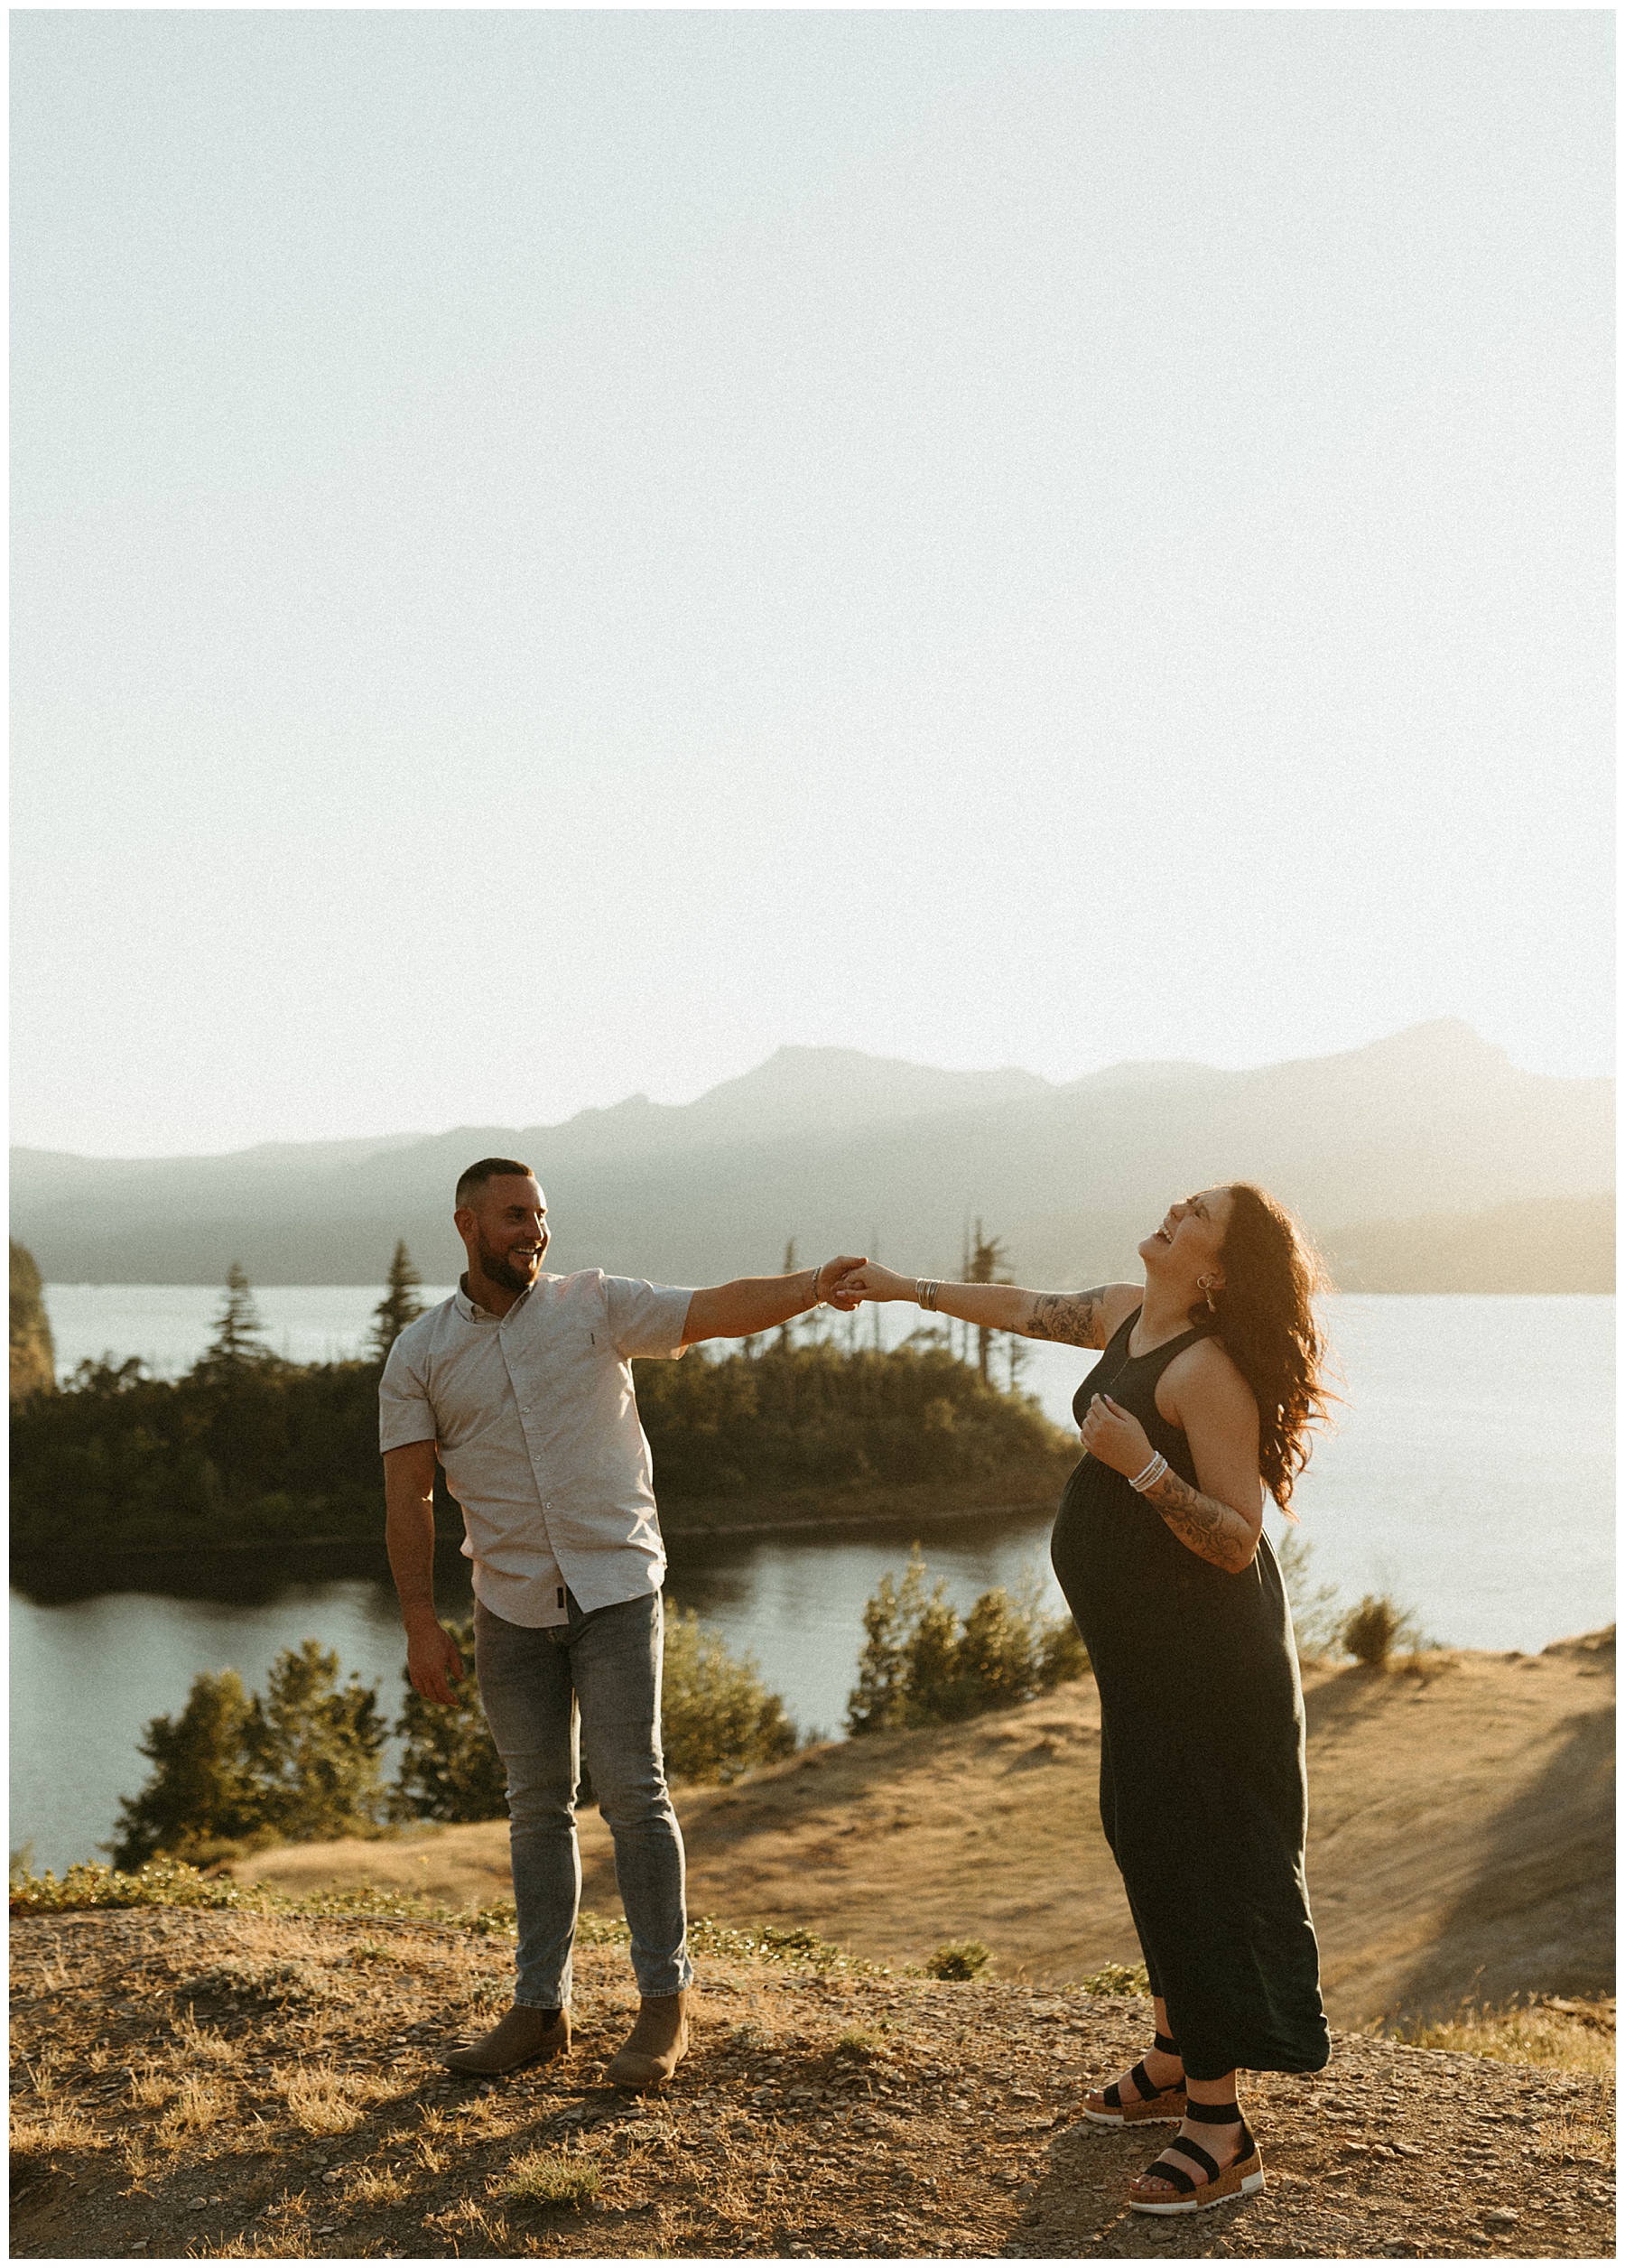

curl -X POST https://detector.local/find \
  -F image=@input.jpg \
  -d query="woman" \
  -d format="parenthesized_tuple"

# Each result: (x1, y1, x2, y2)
(840, 1183, 1332, 2217)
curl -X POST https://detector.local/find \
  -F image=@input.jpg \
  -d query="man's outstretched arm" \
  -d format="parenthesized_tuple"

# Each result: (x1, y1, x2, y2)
(681, 1254, 867, 1345)
(384, 1439, 464, 1705)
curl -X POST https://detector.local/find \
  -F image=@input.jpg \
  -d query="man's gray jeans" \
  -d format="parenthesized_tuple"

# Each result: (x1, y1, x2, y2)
(472, 1589, 693, 2010)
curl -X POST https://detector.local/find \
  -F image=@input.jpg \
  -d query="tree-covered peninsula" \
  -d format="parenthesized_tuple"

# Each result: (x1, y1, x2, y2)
(10, 1265, 1078, 1560)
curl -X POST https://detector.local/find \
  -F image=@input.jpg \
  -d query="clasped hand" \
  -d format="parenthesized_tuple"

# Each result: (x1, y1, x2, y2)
(1078, 1392, 1154, 1481)
(817, 1257, 871, 1310)
(825, 1260, 911, 1308)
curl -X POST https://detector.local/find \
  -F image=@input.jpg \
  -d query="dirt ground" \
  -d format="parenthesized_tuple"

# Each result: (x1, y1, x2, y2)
(10, 1905, 1615, 2262)
(245, 1629, 1615, 2030)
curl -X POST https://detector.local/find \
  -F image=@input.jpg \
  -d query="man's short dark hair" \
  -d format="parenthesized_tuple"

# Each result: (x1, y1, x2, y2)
(455, 1157, 537, 1207)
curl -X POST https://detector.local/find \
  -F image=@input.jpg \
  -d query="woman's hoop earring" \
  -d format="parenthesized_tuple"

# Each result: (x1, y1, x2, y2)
(1198, 1275, 1220, 1314)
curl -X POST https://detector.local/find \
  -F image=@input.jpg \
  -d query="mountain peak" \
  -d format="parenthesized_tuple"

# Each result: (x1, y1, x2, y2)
(681, 1046, 1054, 1142)
(1350, 1019, 1510, 1071)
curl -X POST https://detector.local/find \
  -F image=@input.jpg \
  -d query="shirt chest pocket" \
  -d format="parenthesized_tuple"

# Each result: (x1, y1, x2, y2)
(509, 1322, 606, 1411)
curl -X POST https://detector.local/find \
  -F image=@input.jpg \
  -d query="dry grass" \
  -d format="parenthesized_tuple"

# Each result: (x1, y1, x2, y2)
(281, 2068, 394, 2133)
(1388, 1994, 1616, 2077)
(441, 2199, 521, 2249)
(12, 2104, 99, 2158)
(172, 2011, 240, 2064)
(155, 2073, 230, 2143)
(347, 2162, 410, 2206)
(1536, 2106, 1616, 2163)
(18, 2043, 71, 2099)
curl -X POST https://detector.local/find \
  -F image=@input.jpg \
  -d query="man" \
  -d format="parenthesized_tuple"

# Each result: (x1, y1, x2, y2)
(380, 1157, 863, 2088)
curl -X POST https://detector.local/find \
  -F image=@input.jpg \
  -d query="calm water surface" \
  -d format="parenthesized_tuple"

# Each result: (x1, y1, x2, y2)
(14, 1289, 1613, 1873)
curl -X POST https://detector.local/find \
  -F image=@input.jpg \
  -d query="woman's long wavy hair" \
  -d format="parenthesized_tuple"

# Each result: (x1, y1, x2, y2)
(1192, 1183, 1335, 1516)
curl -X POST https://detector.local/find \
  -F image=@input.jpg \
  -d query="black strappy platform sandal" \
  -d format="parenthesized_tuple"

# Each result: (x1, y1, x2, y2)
(1081, 2031, 1187, 2126)
(1128, 2097, 1265, 2214)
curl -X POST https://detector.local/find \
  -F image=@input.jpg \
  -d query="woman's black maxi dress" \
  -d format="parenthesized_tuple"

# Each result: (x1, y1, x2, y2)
(1050, 1309, 1329, 2082)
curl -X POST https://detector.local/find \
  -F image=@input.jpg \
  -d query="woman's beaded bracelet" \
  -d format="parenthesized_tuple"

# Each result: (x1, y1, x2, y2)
(1128, 1452, 1168, 1493)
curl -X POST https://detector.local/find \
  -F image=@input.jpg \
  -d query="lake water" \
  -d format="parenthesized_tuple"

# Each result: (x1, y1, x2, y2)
(14, 1287, 1613, 1873)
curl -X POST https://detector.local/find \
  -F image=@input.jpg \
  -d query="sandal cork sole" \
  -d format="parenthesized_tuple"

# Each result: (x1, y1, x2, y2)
(1082, 2052, 1187, 2127)
(1081, 2082, 1187, 2127)
(1129, 2145, 1265, 2216)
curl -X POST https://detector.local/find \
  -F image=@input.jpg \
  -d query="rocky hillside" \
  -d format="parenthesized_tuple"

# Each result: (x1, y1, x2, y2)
(9, 1239, 55, 1400)
(9, 1904, 1614, 2261)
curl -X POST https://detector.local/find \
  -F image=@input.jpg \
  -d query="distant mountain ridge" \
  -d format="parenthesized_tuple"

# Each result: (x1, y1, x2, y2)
(12, 1022, 1613, 1291)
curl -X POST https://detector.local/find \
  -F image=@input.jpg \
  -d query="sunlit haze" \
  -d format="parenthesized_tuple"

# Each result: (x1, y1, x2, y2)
(11, 11, 1611, 1157)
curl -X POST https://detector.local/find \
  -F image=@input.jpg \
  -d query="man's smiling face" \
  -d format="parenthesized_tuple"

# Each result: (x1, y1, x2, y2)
(458, 1173, 550, 1294)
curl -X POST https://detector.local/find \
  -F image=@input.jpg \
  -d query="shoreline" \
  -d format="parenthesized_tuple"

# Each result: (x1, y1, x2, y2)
(6, 1487, 1068, 1572)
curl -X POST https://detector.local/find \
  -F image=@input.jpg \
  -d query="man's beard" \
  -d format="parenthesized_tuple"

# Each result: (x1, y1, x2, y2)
(478, 1232, 546, 1293)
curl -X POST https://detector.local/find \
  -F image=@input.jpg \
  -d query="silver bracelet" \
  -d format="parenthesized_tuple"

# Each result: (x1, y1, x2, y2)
(807, 1263, 825, 1310)
(1128, 1452, 1168, 1493)
(916, 1278, 941, 1311)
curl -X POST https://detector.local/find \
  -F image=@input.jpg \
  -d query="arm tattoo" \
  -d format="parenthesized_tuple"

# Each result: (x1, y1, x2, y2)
(1140, 1467, 1258, 1574)
(1023, 1287, 1111, 1348)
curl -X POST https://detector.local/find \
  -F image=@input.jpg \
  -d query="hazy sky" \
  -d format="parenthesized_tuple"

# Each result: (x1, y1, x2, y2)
(12, 10, 1612, 1157)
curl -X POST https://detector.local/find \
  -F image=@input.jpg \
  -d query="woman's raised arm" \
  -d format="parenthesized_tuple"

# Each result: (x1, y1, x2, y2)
(839, 1264, 1141, 1350)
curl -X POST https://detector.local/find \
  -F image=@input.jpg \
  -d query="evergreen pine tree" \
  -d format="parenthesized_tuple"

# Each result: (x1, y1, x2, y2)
(901, 1569, 965, 1721)
(196, 1261, 271, 1378)
(370, 1241, 426, 1363)
(241, 1641, 388, 1840)
(107, 1669, 258, 1870)
(845, 1548, 928, 1734)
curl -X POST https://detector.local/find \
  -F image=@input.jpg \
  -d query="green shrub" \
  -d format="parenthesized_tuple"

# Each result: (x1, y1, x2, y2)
(924, 1938, 991, 1981)
(11, 1857, 255, 1914)
(110, 1643, 389, 1870)
(1342, 1591, 1422, 1668)
(102, 1601, 795, 1876)
(661, 1611, 799, 1784)
(241, 1641, 390, 1841)
(847, 1548, 1087, 1735)
(686, 1917, 865, 1973)
(1078, 1960, 1151, 1997)
(391, 1605, 799, 1812)
(497, 2149, 601, 2207)
(109, 1669, 264, 1871)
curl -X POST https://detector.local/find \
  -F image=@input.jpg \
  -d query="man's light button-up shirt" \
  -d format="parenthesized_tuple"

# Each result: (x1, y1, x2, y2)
(378, 1269, 694, 1630)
